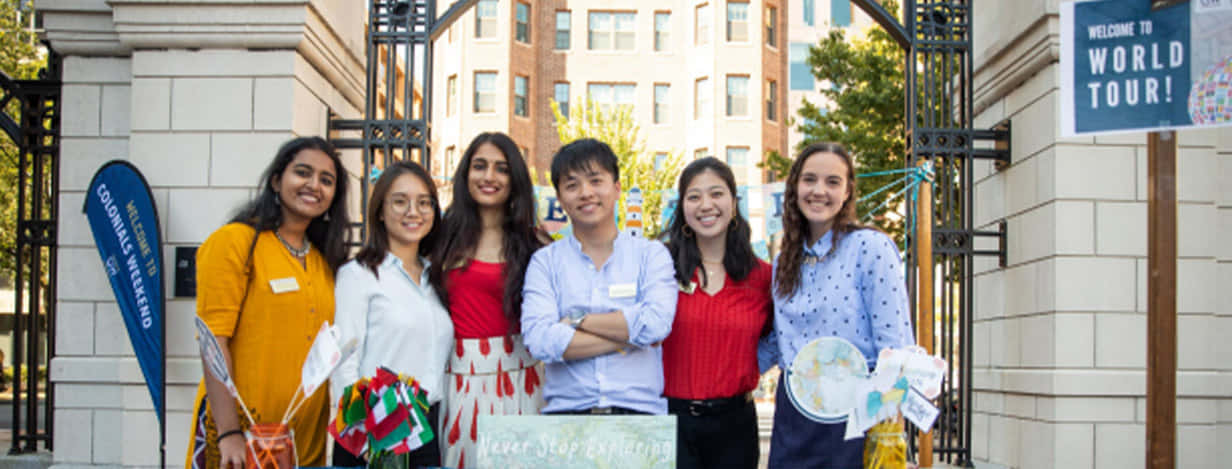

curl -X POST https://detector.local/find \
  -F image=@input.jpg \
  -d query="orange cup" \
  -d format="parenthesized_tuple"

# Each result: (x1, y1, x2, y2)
(245, 423, 296, 469)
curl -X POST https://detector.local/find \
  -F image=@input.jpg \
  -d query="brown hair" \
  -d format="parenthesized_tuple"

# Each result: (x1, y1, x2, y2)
(774, 142, 863, 298)
(354, 161, 441, 277)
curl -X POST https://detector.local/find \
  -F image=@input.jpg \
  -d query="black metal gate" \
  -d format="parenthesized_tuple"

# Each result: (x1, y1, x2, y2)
(338, 1, 1006, 466)
(0, 48, 61, 453)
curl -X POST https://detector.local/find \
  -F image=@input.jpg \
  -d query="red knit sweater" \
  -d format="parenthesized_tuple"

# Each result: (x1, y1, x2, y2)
(662, 260, 773, 400)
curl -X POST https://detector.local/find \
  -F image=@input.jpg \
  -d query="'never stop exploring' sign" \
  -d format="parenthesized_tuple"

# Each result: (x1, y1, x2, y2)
(1061, 0, 1232, 136)
(477, 415, 675, 469)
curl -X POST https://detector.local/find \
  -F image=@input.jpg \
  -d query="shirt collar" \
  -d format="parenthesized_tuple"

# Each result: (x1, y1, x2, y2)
(565, 229, 626, 257)
(804, 230, 834, 258)
(381, 252, 432, 283)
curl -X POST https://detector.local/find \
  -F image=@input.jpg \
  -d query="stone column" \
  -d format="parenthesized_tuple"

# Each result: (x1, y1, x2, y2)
(37, 1, 365, 466)
(969, 2, 1229, 468)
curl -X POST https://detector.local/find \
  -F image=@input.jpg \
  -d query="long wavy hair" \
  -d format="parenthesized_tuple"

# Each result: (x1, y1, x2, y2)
(662, 157, 756, 289)
(774, 142, 864, 298)
(229, 136, 351, 272)
(429, 132, 543, 327)
(354, 160, 441, 277)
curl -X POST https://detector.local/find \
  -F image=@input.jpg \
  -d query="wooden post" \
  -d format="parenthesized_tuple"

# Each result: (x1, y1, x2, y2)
(915, 159, 934, 467)
(1146, 131, 1176, 469)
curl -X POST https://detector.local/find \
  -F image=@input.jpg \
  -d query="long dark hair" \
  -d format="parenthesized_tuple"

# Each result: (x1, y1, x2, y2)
(663, 157, 756, 289)
(354, 160, 441, 277)
(229, 136, 351, 272)
(429, 132, 542, 326)
(774, 142, 864, 298)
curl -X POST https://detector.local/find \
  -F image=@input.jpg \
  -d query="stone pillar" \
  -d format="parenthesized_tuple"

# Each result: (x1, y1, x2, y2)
(969, 2, 1229, 468)
(37, 1, 364, 466)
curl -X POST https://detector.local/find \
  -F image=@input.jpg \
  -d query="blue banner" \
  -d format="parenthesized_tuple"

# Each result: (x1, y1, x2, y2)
(83, 161, 165, 422)
(1062, 0, 1232, 135)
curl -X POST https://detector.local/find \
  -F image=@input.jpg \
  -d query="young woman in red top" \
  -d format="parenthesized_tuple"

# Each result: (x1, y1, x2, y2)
(428, 132, 546, 468)
(661, 157, 773, 469)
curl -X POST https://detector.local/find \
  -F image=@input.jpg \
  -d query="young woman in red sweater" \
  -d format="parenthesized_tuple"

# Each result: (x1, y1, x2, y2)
(661, 157, 773, 469)
(428, 132, 547, 468)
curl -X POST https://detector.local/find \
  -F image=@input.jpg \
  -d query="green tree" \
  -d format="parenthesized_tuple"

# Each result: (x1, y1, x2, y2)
(1, 0, 45, 278)
(763, 0, 908, 240)
(550, 98, 684, 239)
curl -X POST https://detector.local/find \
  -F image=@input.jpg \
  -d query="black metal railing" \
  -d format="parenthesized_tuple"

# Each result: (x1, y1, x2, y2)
(0, 47, 60, 454)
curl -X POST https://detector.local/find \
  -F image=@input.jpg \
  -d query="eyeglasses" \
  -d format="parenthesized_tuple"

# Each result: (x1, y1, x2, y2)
(387, 196, 433, 215)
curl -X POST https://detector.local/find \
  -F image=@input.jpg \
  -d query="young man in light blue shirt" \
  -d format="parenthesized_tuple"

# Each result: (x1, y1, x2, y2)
(521, 138, 678, 415)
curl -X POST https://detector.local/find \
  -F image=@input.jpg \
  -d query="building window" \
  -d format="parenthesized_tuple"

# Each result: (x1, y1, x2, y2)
(726, 75, 749, 117)
(654, 152, 668, 171)
(555, 82, 570, 118)
(447, 75, 458, 116)
(695, 4, 711, 45)
(474, 71, 496, 113)
(790, 43, 815, 91)
(587, 83, 635, 114)
(694, 148, 708, 159)
(476, 0, 497, 39)
(516, 2, 531, 43)
(514, 76, 529, 117)
(445, 146, 457, 178)
(832, 0, 852, 28)
(694, 77, 711, 120)
(765, 5, 777, 47)
(654, 84, 670, 124)
(765, 79, 778, 121)
(654, 12, 671, 52)
(556, 11, 571, 49)
(727, 147, 749, 184)
(588, 12, 636, 51)
(521, 146, 530, 160)
(803, 0, 815, 27)
(726, 1, 748, 42)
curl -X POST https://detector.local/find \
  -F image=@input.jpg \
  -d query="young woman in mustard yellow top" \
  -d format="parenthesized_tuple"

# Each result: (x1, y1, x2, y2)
(186, 137, 351, 469)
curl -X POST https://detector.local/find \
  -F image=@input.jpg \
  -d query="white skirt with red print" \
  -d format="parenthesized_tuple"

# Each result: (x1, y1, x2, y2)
(442, 334, 545, 468)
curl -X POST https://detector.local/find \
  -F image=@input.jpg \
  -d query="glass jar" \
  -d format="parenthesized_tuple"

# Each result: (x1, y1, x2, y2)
(245, 423, 296, 469)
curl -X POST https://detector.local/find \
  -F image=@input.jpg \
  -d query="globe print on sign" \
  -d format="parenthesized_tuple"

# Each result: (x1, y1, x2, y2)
(785, 336, 870, 423)
(1188, 55, 1232, 125)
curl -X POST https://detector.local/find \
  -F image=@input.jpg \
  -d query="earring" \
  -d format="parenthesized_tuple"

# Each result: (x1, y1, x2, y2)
(682, 225, 694, 238)
(323, 212, 331, 221)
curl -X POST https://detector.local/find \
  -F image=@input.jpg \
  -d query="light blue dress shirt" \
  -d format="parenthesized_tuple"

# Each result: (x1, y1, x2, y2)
(520, 232, 678, 415)
(759, 229, 914, 374)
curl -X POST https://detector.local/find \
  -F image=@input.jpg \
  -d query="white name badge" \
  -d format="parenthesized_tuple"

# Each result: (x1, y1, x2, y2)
(269, 277, 300, 294)
(608, 283, 636, 298)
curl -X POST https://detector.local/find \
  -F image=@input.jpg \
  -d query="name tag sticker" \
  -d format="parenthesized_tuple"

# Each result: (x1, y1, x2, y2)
(608, 283, 636, 298)
(269, 277, 300, 294)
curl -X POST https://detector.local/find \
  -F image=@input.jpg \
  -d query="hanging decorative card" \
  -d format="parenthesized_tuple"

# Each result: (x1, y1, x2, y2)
(785, 336, 870, 423)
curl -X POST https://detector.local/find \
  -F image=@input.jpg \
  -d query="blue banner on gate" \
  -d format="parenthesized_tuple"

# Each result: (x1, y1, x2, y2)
(83, 161, 165, 422)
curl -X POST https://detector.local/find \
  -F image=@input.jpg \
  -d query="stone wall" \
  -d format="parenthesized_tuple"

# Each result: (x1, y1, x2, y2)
(37, 1, 364, 466)
(968, 1, 1230, 468)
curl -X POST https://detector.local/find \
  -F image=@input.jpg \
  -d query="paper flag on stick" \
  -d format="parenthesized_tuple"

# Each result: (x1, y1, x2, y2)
(195, 317, 236, 395)
(301, 322, 355, 397)
(901, 387, 941, 430)
(194, 316, 258, 428)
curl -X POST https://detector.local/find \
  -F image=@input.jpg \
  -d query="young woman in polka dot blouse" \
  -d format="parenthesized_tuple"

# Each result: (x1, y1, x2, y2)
(758, 142, 915, 468)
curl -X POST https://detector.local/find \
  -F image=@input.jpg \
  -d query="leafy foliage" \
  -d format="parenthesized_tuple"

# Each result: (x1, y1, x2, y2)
(762, 0, 908, 241)
(550, 98, 684, 239)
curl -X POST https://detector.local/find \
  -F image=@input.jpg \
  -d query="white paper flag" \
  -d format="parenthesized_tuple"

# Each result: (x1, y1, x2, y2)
(194, 317, 237, 395)
(300, 322, 357, 397)
(901, 387, 941, 431)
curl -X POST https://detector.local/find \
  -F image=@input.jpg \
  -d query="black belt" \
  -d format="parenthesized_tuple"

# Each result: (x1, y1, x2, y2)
(668, 394, 751, 417)
(549, 406, 647, 415)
